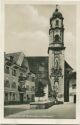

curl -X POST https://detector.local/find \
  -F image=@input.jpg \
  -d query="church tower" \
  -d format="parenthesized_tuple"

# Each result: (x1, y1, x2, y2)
(48, 6, 65, 102)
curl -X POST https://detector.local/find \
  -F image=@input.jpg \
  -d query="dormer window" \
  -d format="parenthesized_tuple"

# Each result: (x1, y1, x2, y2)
(12, 69, 16, 76)
(10, 56, 14, 62)
(5, 66, 10, 74)
(4, 80, 10, 88)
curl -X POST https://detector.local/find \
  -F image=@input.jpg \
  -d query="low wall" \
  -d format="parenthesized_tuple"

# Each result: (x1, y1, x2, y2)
(30, 101, 55, 109)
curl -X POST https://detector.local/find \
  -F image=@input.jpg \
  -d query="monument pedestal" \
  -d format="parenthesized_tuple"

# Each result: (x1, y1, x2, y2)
(30, 101, 55, 109)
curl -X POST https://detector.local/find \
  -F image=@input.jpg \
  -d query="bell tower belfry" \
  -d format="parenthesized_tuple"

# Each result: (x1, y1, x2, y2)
(48, 5, 65, 102)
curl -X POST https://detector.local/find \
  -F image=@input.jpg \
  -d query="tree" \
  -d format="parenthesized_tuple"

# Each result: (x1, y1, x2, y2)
(35, 80, 45, 101)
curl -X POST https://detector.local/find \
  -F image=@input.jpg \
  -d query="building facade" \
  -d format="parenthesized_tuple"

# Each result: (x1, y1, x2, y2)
(69, 72, 76, 103)
(4, 52, 35, 104)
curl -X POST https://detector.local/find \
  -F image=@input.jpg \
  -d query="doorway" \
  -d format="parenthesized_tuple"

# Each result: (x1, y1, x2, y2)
(20, 93, 24, 104)
(74, 95, 76, 103)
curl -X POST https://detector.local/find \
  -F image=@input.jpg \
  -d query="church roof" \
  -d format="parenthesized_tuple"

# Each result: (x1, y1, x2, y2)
(27, 56, 73, 73)
(5, 52, 73, 72)
(69, 71, 76, 79)
(27, 56, 48, 74)
(65, 61, 73, 71)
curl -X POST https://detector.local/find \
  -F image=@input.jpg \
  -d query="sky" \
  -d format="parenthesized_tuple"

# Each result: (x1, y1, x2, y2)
(5, 4, 76, 70)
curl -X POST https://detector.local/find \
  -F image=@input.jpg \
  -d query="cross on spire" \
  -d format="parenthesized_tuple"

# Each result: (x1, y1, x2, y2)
(56, 4, 58, 9)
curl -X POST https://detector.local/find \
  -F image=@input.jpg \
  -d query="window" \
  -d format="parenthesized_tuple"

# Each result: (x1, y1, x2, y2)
(31, 86, 35, 91)
(55, 35, 60, 41)
(31, 94, 35, 101)
(26, 85, 29, 90)
(12, 93, 15, 101)
(20, 73, 23, 76)
(27, 94, 30, 100)
(12, 69, 16, 76)
(72, 84, 76, 89)
(12, 82, 16, 88)
(5, 66, 9, 74)
(10, 92, 12, 101)
(56, 20, 59, 26)
(4, 80, 10, 88)
(32, 77, 35, 82)
(5, 93, 8, 101)
(10, 56, 14, 62)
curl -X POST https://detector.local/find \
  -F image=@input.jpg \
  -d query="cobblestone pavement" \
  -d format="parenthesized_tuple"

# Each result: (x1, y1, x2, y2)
(5, 104, 30, 109)
(4, 104, 30, 117)
(5, 103, 76, 119)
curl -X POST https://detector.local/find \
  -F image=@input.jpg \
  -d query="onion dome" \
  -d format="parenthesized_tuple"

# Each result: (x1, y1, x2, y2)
(50, 8, 64, 23)
(53, 8, 63, 19)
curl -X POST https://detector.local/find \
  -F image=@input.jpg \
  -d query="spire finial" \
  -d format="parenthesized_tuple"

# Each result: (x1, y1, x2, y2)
(56, 4, 58, 11)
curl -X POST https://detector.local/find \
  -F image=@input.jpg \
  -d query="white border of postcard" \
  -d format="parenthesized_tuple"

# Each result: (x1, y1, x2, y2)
(0, 0, 80, 124)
